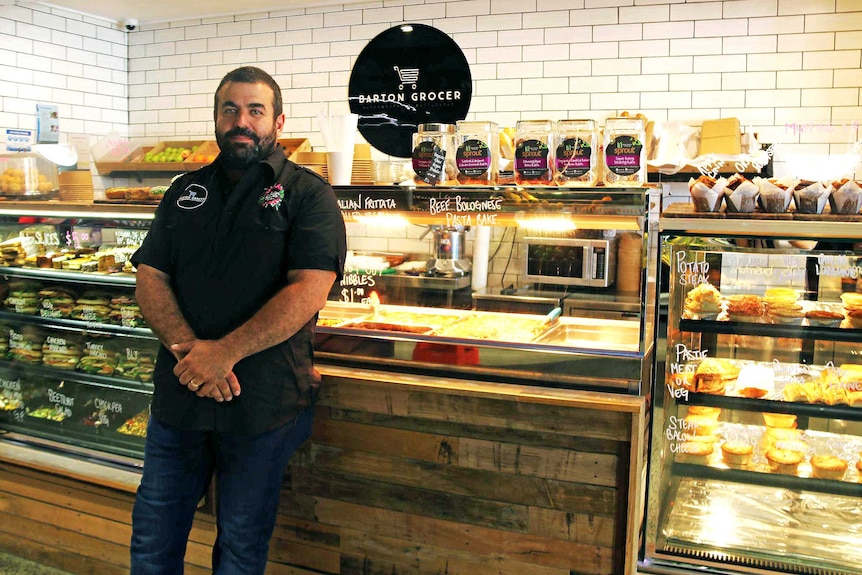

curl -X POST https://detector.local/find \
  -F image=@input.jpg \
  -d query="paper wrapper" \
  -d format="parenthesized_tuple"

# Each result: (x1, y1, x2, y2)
(793, 181, 830, 214)
(725, 180, 760, 213)
(828, 180, 862, 215)
(755, 177, 793, 213)
(688, 177, 727, 212)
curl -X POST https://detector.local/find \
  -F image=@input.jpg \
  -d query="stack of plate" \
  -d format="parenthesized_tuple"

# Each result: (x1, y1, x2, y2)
(293, 144, 374, 185)
(58, 170, 94, 202)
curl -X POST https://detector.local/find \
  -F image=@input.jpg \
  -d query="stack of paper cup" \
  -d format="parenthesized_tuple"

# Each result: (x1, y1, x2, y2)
(317, 112, 358, 185)
(471, 225, 491, 291)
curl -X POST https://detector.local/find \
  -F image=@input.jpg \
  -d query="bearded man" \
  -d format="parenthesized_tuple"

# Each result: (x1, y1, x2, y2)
(129, 66, 346, 575)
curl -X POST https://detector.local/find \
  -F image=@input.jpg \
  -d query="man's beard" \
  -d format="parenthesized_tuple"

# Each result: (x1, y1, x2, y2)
(216, 126, 279, 168)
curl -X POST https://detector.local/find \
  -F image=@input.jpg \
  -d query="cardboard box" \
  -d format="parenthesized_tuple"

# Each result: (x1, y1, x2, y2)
(699, 118, 741, 155)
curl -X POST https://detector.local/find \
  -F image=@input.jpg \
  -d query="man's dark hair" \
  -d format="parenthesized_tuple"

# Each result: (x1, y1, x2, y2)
(214, 66, 283, 117)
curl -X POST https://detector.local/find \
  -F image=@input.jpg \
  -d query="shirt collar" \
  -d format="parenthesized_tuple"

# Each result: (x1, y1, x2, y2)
(262, 143, 287, 178)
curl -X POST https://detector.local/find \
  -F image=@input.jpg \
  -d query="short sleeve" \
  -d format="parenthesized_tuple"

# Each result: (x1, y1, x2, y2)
(285, 174, 346, 280)
(131, 190, 175, 275)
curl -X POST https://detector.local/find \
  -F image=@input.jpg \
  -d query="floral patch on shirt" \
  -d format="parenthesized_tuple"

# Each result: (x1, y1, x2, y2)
(258, 183, 284, 210)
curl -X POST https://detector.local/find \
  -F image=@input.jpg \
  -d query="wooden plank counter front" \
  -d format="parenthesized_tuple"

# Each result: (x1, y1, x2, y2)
(0, 365, 646, 575)
(281, 365, 648, 575)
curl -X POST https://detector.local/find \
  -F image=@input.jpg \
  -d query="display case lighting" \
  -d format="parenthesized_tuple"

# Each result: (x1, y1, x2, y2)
(514, 214, 577, 232)
(353, 213, 410, 227)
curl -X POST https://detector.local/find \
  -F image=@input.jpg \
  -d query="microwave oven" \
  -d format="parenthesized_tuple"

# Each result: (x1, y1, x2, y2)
(522, 236, 617, 287)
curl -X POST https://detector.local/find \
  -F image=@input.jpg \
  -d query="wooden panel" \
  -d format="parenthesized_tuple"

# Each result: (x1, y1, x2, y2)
(339, 527, 574, 575)
(0, 372, 646, 575)
(312, 417, 457, 464)
(330, 408, 621, 454)
(0, 463, 134, 523)
(458, 437, 619, 487)
(528, 506, 616, 546)
(293, 467, 530, 532)
(0, 529, 127, 575)
(0, 510, 131, 571)
(305, 498, 613, 574)
(295, 443, 617, 517)
(321, 380, 633, 441)
(0, 461, 221, 574)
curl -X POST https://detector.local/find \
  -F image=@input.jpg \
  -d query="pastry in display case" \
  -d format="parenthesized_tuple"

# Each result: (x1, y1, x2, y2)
(0, 153, 59, 198)
(644, 216, 862, 575)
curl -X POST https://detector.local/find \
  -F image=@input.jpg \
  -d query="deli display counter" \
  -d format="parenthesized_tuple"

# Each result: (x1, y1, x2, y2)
(644, 211, 862, 575)
(0, 186, 657, 459)
(0, 185, 655, 575)
(319, 184, 657, 394)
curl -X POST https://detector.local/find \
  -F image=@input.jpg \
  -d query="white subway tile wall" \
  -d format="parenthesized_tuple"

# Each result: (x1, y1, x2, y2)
(2, 0, 862, 287)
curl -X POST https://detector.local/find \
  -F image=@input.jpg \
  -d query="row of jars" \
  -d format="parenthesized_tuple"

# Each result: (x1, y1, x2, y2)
(411, 118, 647, 187)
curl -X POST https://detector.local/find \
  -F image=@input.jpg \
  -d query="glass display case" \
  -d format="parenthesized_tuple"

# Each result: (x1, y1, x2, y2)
(645, 213, 862, 575)
(0, 184, 656, 464)
(0, 202, 155, 463)
(318, 184, 656, 393)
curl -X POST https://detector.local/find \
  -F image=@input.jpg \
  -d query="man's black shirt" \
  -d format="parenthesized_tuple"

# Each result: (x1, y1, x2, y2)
(132, 145, 346, 434)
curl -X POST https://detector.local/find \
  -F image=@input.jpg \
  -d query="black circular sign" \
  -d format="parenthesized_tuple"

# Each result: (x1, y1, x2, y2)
(348, 23, 472, 158)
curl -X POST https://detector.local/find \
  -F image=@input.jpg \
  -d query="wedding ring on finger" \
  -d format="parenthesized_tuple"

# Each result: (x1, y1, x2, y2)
(189, 379, 198, 389)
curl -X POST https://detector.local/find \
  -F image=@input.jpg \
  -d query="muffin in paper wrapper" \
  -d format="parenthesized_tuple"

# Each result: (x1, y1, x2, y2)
(828, 179, 862, 215)
(793, 180, 830, 214)
(688, 176, 727, 212)
(755, 177, 794, 213)
(724, 175, 759, 213)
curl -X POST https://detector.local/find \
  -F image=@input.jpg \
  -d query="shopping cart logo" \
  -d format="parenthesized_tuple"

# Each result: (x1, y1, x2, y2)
(394, 66, 419, 90)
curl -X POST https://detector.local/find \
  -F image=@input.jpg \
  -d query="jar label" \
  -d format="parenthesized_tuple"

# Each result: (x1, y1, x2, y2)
(412, 141, 446, 185)
(605, 135, 643, 176)
(456, 139, 491, 177)
(514, 139, 550, 178)
(555, 137, 592, 177)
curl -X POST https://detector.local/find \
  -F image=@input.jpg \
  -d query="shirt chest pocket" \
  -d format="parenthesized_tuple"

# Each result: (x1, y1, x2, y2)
(236, 210, 291, 258)
(164, 211, 217, 263)
(241, 209, 291, 233)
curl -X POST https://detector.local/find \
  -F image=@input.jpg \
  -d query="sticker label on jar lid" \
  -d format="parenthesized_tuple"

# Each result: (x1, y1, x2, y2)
(514, 139, 550, 178)
(605, 135, 643, 176)
(456, 139, 491, 177)
(556, 137, 592, 177)
(412, 141, 446, 185)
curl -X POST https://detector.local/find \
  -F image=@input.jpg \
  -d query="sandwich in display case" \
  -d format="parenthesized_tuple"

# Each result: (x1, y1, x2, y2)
(0, 202, 155, 463)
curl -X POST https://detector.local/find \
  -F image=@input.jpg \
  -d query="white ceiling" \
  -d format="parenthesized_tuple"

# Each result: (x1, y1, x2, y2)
(39, 0, 358, 25)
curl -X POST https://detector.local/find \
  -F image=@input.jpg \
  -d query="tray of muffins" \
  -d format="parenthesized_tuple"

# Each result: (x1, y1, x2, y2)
(673, 406, 862, 484)
(670, 175, 862, 219)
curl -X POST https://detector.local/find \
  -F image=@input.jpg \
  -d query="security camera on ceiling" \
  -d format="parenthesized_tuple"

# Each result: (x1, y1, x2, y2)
(123, 18, 138, 31)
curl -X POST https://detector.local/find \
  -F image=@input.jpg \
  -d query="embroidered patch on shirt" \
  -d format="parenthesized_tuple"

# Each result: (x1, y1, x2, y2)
(177, 183, 208, 210)
(258, 183, 284, 210)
